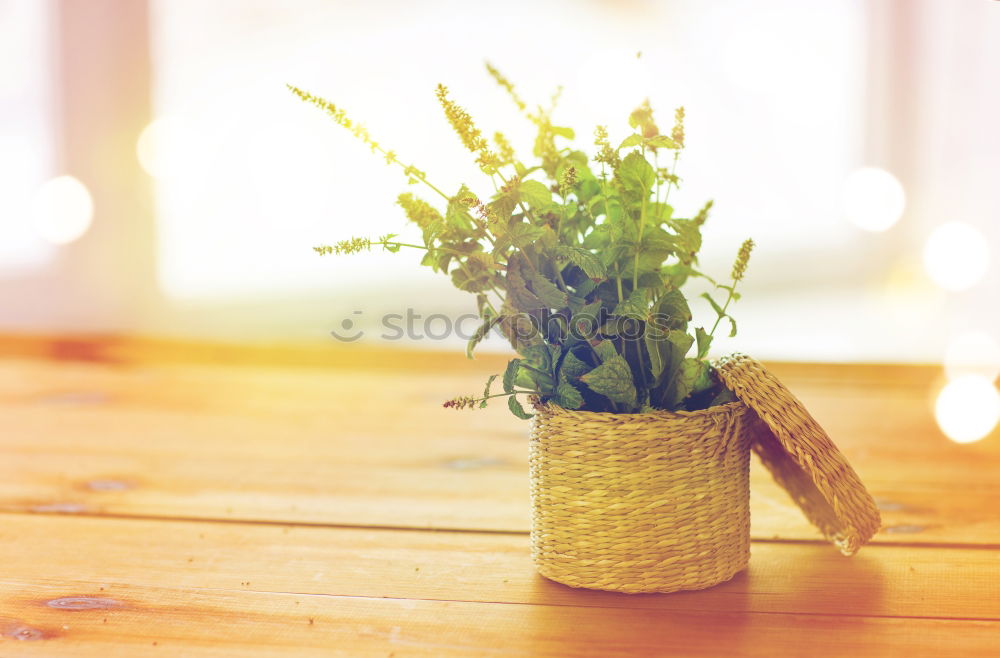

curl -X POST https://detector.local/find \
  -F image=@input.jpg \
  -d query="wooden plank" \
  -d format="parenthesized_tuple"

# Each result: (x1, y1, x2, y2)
(1, 357, 996, 543)
(0, 332, 945, 379)
(0, 513, 997, 621)
(0, 580, 996, 658)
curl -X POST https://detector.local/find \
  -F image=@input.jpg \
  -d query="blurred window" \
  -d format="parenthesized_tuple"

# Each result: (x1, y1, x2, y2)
(0, 0, 55, 271)
(148, 0, 866, 301)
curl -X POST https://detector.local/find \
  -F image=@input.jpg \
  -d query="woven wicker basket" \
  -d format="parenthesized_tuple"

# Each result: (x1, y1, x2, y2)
(528, 354, 881, 594)
(529, 400, 754, 594)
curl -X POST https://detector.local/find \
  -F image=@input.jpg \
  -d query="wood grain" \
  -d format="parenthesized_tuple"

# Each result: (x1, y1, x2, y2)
(1, 337, 998, 656)
(0, 513, 997, 621)
(0, 356, 996, 544)
(1, 580, 996, 658)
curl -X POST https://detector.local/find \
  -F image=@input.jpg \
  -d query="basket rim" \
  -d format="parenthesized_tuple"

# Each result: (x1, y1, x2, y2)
(532, 399, 745, 421)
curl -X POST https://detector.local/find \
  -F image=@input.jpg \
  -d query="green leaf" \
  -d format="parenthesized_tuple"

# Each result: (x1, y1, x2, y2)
(709, 387, 737, 407)
(726, 316, 738, 338)
(618, 151, 655, 194)
(475, 294, 489, 315)
(669, 218, 703, 265)
(555, 375, 584, 409)
(508, 395, 533, 419)
(529, 272, 569, 309)
(581, 355, 637, 406)
(613, 287, 649, 320)
(451, 267, 492, 293)
(666, 329, 695, 360)
(654, 329, 695, 396)
(690, 364, 716, 398)
(521, 343, 553, 371)
(644, 326, 669, 380)
(660, 263, 698, 288)
(649, 202, 673, 222)
(506, 257, 545, 311)
(618, 134, 644, 150)
(637, 272, 662, 288)
(695, 326, 712, 359)
(632, 228, 675, 272)
(560, 351, 592, 380)
(700, 292, 724, 316)
(446, 186, 476, 232)
(515, 363, 544, 390)
(571, 279, 597, 301)
(569, 301, 602, 340)
(581, 223, 611, 250)
(653, 290, 692, 329)
(668, 358, 710, 407)
(594, 340, 619, 362)
(381, 233, 401, 253)
(467, 314, 501, 359)
(551, 126, 575, 139)
(502, 359, 521, 394)
(480, 374, 499, 408)
(492, 222, 544, 257)
(546, 343, 563, 368)
(483, 373, 498, 398)
(508, 222, 544, 248)
(420, 218, 445, 246)
(518, 180, 553, 208)
(646, 135, 680, 149)
(517, 345, 555, 393)
(487, 194, 517, 230)
(556, 246, 607, 280)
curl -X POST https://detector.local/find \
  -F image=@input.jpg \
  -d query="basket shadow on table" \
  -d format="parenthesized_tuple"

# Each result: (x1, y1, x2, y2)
(519, 544, 887, 646)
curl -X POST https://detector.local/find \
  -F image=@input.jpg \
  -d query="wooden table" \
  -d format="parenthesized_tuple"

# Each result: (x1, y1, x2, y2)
(0, 337, 997, 656)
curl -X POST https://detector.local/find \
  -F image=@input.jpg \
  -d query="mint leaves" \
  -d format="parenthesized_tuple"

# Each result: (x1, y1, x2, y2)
(581, 355, 637, 407)
(295, 66, 754, 418)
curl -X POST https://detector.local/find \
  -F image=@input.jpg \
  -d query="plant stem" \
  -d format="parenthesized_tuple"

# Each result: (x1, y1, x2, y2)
(375, 241, 467, 258)
(662, 151, 680, 204)
(597, 165, 625, 306)
(484, 389, 540, 400)
(632, 194, 647, 290)
(654, 150, 661, 207)
(708, 283, 739, 338)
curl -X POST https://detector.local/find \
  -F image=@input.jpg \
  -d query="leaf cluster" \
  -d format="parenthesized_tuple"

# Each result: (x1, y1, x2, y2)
(295, 65, 754, 419)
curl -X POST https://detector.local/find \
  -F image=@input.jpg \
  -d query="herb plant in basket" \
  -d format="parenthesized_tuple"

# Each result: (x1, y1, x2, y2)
(291, 64, 759, 593)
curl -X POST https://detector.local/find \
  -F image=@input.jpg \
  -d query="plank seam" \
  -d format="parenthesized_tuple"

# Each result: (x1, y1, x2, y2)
(2, 510, 999, 551)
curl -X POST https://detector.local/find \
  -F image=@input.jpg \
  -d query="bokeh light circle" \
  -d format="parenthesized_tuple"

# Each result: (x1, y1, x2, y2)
(842, 167, 906, 232)
(31, 175, 94, 245)
(934, 375, 1000, 444)
(137, 117, 188, 179)
(923, 222, 990, 291)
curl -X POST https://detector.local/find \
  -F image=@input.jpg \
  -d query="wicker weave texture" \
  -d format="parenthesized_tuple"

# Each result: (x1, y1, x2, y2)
(529, 401, 753, 593)
(715, 354, 882, 555)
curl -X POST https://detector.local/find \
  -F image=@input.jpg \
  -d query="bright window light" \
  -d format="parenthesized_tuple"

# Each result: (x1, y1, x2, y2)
(945, 331, 1000, 381)
(137, 117, 193, 179)
(923, 222, 990, 291)
(149, 0, 866, 300)
(0, 0, 55, 270)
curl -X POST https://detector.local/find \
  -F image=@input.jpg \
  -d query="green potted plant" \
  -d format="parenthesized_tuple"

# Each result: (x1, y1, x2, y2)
(291, 64, 758, 593)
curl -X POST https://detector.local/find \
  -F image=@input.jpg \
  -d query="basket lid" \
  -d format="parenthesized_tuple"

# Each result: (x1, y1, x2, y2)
(715, 354, 881, 555)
